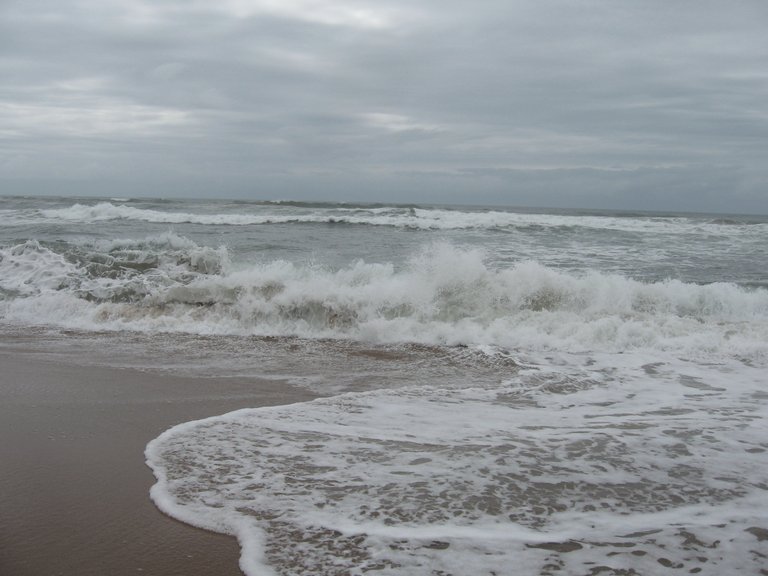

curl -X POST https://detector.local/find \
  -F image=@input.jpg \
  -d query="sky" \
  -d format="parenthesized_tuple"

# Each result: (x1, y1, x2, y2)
(1, 0, 768, 213)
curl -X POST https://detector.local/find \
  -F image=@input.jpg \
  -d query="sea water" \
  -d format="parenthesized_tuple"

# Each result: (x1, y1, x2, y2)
(1, 196, 767, 574)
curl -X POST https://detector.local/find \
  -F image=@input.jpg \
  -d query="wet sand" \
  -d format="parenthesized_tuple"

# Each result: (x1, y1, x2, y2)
(0, 345, 317, 576)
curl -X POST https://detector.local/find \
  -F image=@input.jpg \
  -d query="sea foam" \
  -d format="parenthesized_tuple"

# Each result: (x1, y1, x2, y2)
(146, 353, 768, 575)
(2, 240, 766, 362)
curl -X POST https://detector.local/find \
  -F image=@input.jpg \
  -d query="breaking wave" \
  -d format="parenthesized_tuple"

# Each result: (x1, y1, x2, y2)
(2, 237, 766, 362)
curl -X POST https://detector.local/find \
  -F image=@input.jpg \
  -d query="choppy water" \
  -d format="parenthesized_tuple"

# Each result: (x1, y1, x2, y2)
(2, 196, 767, 574)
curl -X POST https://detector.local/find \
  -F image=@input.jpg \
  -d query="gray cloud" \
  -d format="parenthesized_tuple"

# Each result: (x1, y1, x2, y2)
(1, 0, 767, 212)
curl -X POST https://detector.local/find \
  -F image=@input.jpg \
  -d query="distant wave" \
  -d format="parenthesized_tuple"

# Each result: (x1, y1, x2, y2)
(2, 238, 766, 361)
(38, 202, 427, 227)
(29, 201, 768, 235)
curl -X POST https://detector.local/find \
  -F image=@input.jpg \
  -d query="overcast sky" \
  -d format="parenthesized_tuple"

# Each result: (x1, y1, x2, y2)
(2, 0, 767, 212)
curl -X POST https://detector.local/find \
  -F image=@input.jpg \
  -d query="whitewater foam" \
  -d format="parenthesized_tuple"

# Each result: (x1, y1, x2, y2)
(146, 353, 768, 575)
(0, 240, 83, 295)
(2, 241, 767, 362)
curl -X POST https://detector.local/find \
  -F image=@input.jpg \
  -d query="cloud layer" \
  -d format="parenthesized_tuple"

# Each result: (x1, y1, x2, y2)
(2, 0, 767, 212)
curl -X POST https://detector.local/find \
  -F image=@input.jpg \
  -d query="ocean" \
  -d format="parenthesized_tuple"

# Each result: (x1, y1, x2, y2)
(1, 195, 767, 575)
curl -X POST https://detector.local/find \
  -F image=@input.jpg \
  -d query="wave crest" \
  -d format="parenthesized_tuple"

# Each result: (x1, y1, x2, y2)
(2, 240, 766, 360)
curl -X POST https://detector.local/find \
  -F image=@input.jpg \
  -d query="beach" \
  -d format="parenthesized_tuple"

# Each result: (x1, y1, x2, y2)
(0, 342, 316, 576)
(1, 197, 766, 574)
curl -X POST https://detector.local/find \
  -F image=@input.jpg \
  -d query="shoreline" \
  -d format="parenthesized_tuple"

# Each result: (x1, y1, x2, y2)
(0, 346, 317, 576)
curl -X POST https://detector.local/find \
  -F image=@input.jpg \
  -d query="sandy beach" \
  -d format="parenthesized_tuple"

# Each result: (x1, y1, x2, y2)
(0, 344, 316, 576)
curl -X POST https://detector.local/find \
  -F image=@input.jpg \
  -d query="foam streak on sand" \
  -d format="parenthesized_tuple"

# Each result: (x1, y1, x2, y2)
(146, 352, 768, 575)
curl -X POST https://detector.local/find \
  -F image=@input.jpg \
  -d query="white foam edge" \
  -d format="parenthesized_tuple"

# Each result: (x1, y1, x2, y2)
(146, 408, 283, 576)
(145, 387, 768, 576)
